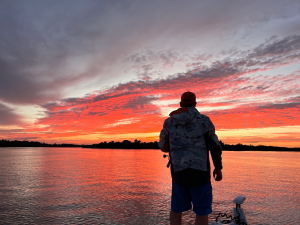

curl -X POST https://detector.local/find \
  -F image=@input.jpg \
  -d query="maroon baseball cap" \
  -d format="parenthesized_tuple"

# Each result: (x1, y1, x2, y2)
(180, 92, 196, 104)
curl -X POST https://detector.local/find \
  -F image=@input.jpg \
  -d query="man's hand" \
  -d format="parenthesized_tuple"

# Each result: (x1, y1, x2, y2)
(213, 169, 222, 181)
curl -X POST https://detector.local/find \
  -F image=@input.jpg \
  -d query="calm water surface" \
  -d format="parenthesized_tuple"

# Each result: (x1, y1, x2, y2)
(0, 148, 299, 224)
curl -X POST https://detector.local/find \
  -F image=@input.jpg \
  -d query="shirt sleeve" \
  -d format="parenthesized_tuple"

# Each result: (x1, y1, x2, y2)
(204, 118, 223, 170)
(158, 120, 170, 152)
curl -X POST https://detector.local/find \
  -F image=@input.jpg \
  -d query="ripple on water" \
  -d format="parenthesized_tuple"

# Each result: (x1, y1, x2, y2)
(0, 148, 299, 224)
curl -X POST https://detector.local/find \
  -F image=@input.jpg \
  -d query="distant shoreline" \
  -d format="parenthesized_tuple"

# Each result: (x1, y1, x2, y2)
(1, 139, 299, 151)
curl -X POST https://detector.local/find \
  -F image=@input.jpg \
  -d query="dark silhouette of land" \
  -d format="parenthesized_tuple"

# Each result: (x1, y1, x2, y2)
(0, 139, 83, 147)
(1, 139, 299, 151)
(84, 139, 159, 149)
(218, 140, 300, 151)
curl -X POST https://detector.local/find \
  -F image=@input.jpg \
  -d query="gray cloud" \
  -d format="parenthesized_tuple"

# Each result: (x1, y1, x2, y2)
(125, 49, 182, 67)
(40, 33, 300, 113)
(1, 0, 299, 106)
(9, 136, 39, 140)
(0, 128, 24, 133)
(286, 96, 300, 102)
(0, 103, 24, 125)
(251, 35, 300, 57)
(124, 49, 184, 80)
(256, 102, 300, 110)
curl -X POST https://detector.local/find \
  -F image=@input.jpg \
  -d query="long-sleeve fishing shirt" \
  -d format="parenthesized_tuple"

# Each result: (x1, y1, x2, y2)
(158, 106, 222, 187)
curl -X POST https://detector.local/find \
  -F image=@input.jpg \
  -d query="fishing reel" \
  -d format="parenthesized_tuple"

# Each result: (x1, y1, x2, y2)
(163, 154, 171, 168)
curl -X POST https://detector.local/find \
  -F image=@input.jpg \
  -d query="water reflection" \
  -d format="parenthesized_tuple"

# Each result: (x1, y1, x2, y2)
(210, 151, 300, 225)
(0, 148, 299, 224)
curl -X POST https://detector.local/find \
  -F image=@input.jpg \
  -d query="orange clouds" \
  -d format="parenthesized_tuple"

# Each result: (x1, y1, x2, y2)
(2, 35, 300, 147)
(209, 103, 300, 130)
(4, 67, 297, 147)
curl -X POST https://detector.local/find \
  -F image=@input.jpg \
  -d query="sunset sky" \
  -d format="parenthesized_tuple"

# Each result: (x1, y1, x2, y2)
(1, 0, 300, 147)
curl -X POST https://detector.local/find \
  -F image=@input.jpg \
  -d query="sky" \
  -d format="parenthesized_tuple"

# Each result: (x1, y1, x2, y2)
(1, 0, 300, 147)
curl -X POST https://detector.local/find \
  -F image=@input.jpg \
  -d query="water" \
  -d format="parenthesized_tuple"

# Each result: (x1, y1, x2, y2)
(0, 148, 299, 224)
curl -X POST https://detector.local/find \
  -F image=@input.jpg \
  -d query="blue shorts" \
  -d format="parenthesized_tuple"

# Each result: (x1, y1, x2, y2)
(171, 180, 212, 216)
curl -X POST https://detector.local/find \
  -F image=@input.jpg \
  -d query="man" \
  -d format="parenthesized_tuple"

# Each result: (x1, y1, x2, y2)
(158, 92, 223, 225)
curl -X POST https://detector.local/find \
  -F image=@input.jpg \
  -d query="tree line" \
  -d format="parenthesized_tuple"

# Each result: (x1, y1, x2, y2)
(84, 139, 158, 149)
(219, 140, 300, 151)
(1, 139, 299, 151)
(0, 139, 82, 147)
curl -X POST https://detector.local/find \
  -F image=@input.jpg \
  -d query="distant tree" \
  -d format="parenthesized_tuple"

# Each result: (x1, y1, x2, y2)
(134, 139, 141, 144)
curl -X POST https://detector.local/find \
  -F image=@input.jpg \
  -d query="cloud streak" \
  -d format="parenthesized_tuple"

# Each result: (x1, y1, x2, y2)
(0, 103, 24, 125)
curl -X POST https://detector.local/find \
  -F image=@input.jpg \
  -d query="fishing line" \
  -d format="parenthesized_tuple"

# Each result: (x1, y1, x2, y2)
(214, 205, 247, 225)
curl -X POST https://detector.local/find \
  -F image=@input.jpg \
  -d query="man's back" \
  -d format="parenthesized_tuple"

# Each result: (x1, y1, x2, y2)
(160, 106, 219, 169)
(158, 91, 223, 225)
(159, 106, 222, 186)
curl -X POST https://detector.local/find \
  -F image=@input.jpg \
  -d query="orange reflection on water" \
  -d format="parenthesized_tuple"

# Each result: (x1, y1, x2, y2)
(210, 151, 300, 223)
(38, 148, 172, 223)
(2, 148, 299, 224)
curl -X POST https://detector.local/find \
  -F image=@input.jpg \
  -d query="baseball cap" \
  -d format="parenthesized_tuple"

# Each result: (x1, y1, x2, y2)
(180, 92, 196, 104)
